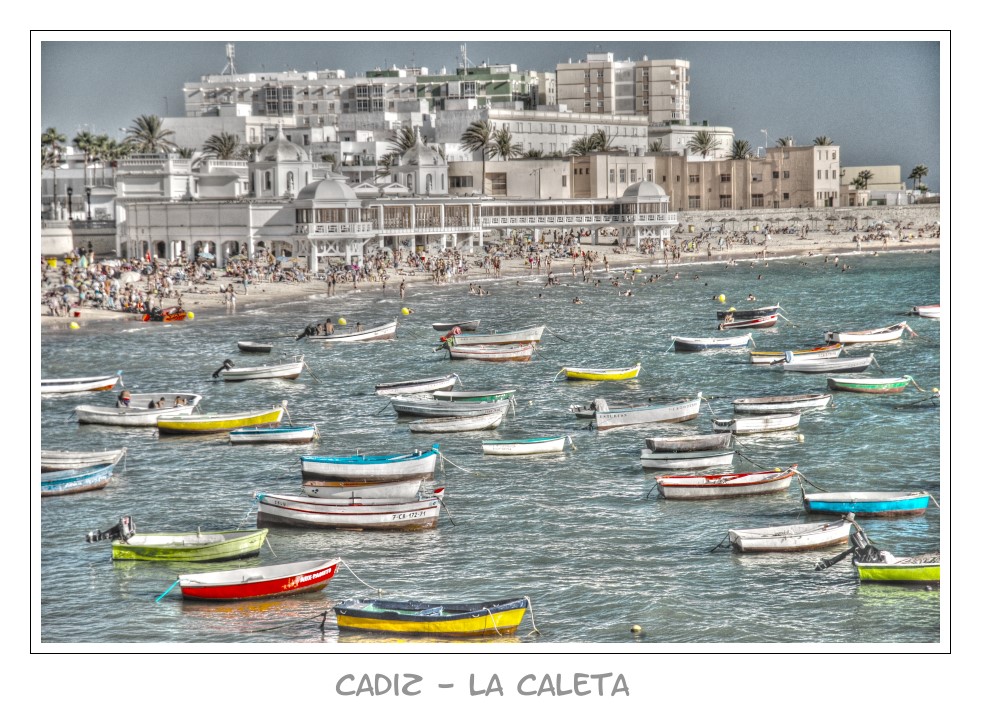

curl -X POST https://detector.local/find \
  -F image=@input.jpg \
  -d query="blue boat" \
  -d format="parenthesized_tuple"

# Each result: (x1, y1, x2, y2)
(229, 424, 318, 444)
(41, 463, 114, 497)
(803, 490, 932, 517)
(300, 444, 440, 482)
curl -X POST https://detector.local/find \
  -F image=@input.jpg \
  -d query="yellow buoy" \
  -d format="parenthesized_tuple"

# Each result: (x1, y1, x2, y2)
(187, 311, 195, 320)
(630, 625, 643, 634)
(634, 268, 642, 274)
(718, 294, 726, 303)
(338, 317, 347, 326)
(69, 322, 80, 330)
(401, 307, 411, 315)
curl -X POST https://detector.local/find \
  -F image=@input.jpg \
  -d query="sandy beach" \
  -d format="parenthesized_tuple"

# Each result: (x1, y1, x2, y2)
(39, 226, 941, 333)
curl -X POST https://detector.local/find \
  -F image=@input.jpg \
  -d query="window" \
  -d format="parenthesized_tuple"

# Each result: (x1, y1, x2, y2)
(609, 169, 615, 183)
(372, 85, 384, 96)
(831, 151, 836, 160)
(630, 169, 637, 183)
(832, 170, 837, 179)
(562, 176, 567, 187)
(688, 196, 701, 209)
(462, 81, 477, 97)
(597, 101, 604, 109)
(783, 171, 790, 179)
(719, 195, 732, 208)
(772, 171, 780, 179)
(357, 99, 370, 112)
(751, 193, 764, 207)
(450, 176, 474, 188)
(356, 85, 369, 98)
(816, 170, 821, 180)
(720, 173, 731, 183)
(783, 192, 790, 200)
(488, 173, 507, 195)
(689, 175, 700, 184)
(647, 169, 654, 182)
(619, 169, 626, 182)
(264, 171, 272, 190)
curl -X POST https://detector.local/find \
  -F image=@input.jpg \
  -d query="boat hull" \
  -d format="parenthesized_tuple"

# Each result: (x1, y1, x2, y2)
(41, 374, 121, 394)
(256, 492, 443, 530)
(713, 413, 801, 434)
(447, 343, 534, 361)
(449, 325, 544, 346)
(855, 558, 941, 583)
(803, 492, 931, 517)
(728, 520, 852, 552)
(563, 364, 640, 381)
(593, 394, 701, 431)
(301, 476, 424, 500)
(646, 433, 732, 452)
(719, 315, 777, 330)
(179, 558, 340, 600)
(432, 389, 515, 402)
(41, 464, 114, 496)
(825, 322, 907, 344)
(390, 397, 512, 418)
(334, 597, 528, 636)
(432, 320, 480, 332)
(408, 409, 506, 433)
(40, 447, 126, 472)
(229, 425, 317, 444)
(237, 341, 274, 353)
(375, 375, 458, 396)
(640, 449, 735, 470)
(782, 356, 873, 373)
(672, 335, 752, 351)
(732, 393, 832, 413)
(308, 320, 398, 342)
(75, 393, 203, 426)
(656, 468, 795, 500)
(749, 344, 843, 365)
(111, 529, 268, 562)
(482, 436, 568, 455)
(221, 359, 304, 381)
(300, 447, 439, 481)
(157, 407, 284, 435)
(716, 305, 781, 320)
(826, 376, 911, 394)
(912, 305, 940, 319)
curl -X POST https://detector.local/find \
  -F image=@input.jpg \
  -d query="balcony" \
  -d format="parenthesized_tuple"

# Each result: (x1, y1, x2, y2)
(296, 222, 374, 236)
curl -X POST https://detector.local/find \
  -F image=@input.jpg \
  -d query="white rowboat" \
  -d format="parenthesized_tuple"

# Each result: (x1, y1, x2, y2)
(446, 342, 534, 362)
(448, 325, 545, 346)
(75, 393, 203, 427)
(40, 447, 127, 473)
(41, 372, 122, 394)
(390, 395, 514, 418)
(374, 374, 459, 396)
(255, 489, 444, 530)
(732, 393, 832, 414)
(656, 466, 797, 500)
(728, 519, 853, 552)
(640, 448, 736, 470)
(229, 425, 318, 444)
(713, 413, 801, 434)
(300, 445, 440, 481)
(782, 354, 874, 373)
(408, 407, 507, 433)
(645, 433, 732, 452)
(592, 393, 702, 431)
(301, 475, 425, 500)
(218, 356, 305, 381)
(824, 322, 909, 344)
(308, 320, 398, 342)
(482, 435, 571, 456)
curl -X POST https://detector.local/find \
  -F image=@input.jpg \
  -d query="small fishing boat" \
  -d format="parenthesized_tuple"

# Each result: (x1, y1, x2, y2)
(75, 393, 203, 427)
(432, 388, 516, 403)
(448, 325, 545, 346)
(374, 374, 459, 396)
(308, 319, 398, 343)
(237, 341, 274, 353)
(824, 322, 910, 344)
(802, 490, 932, 517)
(655, 465, 797, 500)
(718, 314, 777, 330)
(302, 475, 425, 500)
(826, 375, 912, 394)
(229, 424, 318, 444)
(142, 306, 187, 322)
(592, 393, 702, 431)
(334, 595, 530, 637)
(749, 343, 843, 365)
(40, 446, 127, 472)
(645, 433, 732, 452)
(255, 489, 444, 530)
(408, 407, 508, 434)
(482, 435, 571, 456)
(732, 393, 832, 414)
(432, 320, 480, 332)
(912, 304, 940, 319)
(728, 518, 853, 552)
(41, 372, 122, 395)
(178, 558, 341, 601)
(389, 395, 514, 418)
(671, 334, 753, 352)
(446, 341, 534, 362)
(716, 304, 781, 320)
(300, 444, 440, 481)
(157, 405, 285, 435)
(782, 354, 874, 373)
(85, 516, 268, 562)
(41, 463, 115, 496)
(815, 518, 940, 583)
(558, 363, 641, 381)
(214, 356, 305, 381)
(712, 412, 801, 434)
(640, 448, 736, 470)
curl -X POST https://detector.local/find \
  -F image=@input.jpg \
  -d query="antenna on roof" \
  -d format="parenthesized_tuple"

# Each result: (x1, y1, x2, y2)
(222, 43, 237, 75)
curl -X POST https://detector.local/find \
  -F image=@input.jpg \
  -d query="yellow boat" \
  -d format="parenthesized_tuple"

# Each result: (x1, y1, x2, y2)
(560, 363, 641, 381)
(856, 554, 940, 584)
(157, 406, 285, 435)
(334, 596, 529, 637)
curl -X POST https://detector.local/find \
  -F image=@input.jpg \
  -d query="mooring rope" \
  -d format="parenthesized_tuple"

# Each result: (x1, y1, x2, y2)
(238, 495, 259, 529)
(263, 535, 277, 557)
(794, 468, 826, 492)
(929, 494, 942, 510)
(245, 610, 331, 634)
(645, 483, 661, 500)
(525, 595, 541, 635)
(709, 534, 732, 552)
(439, 451, 476, 474)
(374, 399, 393, 416)
(908, 377, 933, 394)
(339, 558, 385, 594)
(155, 579, 180, 603)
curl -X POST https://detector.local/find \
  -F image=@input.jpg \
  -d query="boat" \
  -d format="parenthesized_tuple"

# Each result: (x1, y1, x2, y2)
(802, 490, 932, 517)
(732, 393, 832, 414)
(671, 334, 753, 352)
(408, 407, 508, 433)
(255, 489, 444, 530)
(716, 304, 781, 320)
(815, 519, 940, 583)
(912, 304, 940, 319)
(40, 447, 127, 472)
(157, 405, 285, 435)
(826, 375, 912, 394)
(447, 325, 545, 346)
(237, 341, 274, 353)
(592, 393, 702, 431)
(307, 319, 398, 342)
(482, 435, 571, 456)
(782, 354, 874, 373)
(432, 320, 480, 332)
(446, 341, 534, 362)
(214, 356, 305, 381)
(728, 518, 853, 552)
(229, 424, 318, 444)
(41, 463, 115, 496)
(655, 466, 797, 500)
(558, 363, 641, 381)
(142, 306, 187, 322)
(302, 475, 425, 500)
(75, 393, 203, 427)
(749, 343, 843, 365)
(334, 595, 529, 637)
(389, 395, 515, 418)
(375, 374, 459, 396)
(85, 516, 268, 562)
(718, 314, 778, 330)
(432, 388, 515, 402)
(41, 372, 122, 395)
(645, 433, 732, 452)
(300, 444, 440, 481)
(178, 557, 341, 601)
(824, 322, 910, 344)
(640, 448, 736, 470)
(712, 412, 801, 434)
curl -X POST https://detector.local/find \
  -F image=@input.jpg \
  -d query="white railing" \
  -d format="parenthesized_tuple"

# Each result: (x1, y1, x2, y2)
(480, 213, 677, 227)
(296, 222, 374, 235)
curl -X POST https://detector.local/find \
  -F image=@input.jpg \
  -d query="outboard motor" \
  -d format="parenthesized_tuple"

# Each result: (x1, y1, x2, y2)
(212, 359, 235, 379)
(86, 515, 135, 543)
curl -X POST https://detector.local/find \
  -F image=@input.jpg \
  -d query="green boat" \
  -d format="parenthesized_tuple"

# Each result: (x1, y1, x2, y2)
(86, 516, 268, 562)
(431, 389, 516, 403)
(856, 554, 941, 584)
(826, 375, 912, 394)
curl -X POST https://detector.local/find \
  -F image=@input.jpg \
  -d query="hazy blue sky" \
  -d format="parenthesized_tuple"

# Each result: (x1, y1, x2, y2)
(37, 35, 945, 189)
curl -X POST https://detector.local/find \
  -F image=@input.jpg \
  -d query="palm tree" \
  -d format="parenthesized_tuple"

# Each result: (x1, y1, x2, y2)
(775, 137, 793, 147)
(813, 136, 834, 146)
(686, 130, 720, 158)
(648, 139, 664, 154)
(567, 136, 595, 157)
(486, 127, 523, 161)
(202, 131, 243, 160)
(176, 147, 195, 159)
(589, 129, 616, 152)
(392, 126, 418, 154)
(908, 164, 928, 191)
(460, 119, 493, 193)
(41, 127, 67, 217)
(728, 139, 753, 160)
(524, 148, 543, 158)
(125, 114, 177, 154)
(74, 130, 97, 185)
(851, 169, 874, 190)
(377, 151, 399, 178)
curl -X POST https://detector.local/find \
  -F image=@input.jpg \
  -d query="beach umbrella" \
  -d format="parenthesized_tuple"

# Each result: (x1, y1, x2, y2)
(788, 216, 803, 223)
(197, 251, 215, 260)
(119, 271, 142, 284)
(825, 215, 840, 221)
(59, 284, 79, 293)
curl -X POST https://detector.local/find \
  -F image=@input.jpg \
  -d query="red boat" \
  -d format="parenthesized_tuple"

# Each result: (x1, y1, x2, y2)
(178, 558, 340, 600)
(143, 307, 188, 323)
(718, 314, 778, 330)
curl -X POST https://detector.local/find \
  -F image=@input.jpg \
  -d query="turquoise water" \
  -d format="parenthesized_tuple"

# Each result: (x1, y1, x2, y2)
(38, 250, 944, 646)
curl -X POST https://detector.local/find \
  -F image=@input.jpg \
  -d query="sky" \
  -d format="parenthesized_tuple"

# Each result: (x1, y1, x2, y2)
(36, 33, 946, 190)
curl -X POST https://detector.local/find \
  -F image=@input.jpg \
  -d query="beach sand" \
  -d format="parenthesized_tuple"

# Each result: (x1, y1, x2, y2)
(39, 229, 941, 332)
